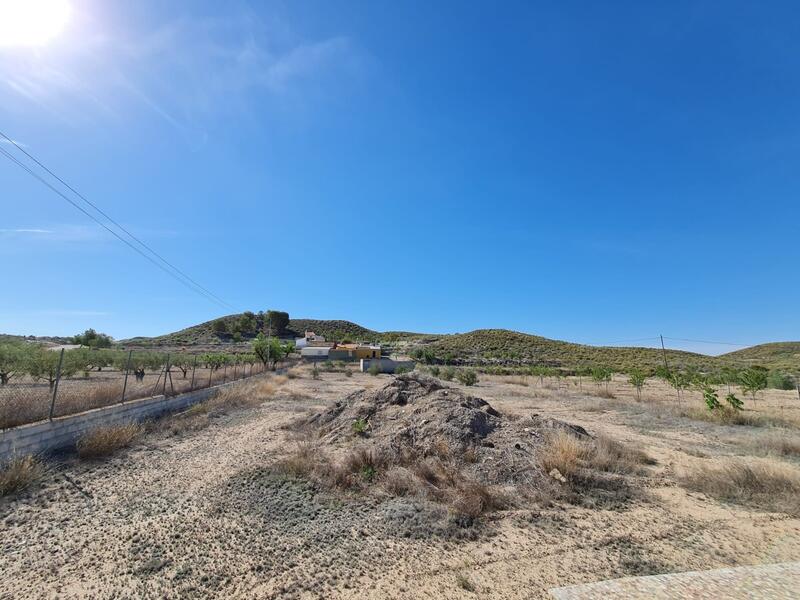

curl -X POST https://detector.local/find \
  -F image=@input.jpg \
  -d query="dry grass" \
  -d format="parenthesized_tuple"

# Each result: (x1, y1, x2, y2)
(455, 573, 476, 593)
(165, 376, 284, 434)
(0, 455, 44, 496)
(538, 431, 584, 477)
(756, 433, 800, 458)
(590, 435, 654, 474)
(76, 423, 143, 459)
(274, 441, 508, 521)
(679, 459, 800, 517)
(538, 431, 653, 479)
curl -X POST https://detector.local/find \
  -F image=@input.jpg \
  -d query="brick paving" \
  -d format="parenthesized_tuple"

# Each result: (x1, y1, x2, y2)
(550, 562, 800, 599)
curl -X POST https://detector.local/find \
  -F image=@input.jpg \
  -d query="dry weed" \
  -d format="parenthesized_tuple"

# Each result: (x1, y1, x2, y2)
(76, 423, 143, 459)
(538, 431, 585, 477)
(538, 431, 653, 478)
(0, 455, 44, 496)
(589, 435, 654, 474)
(679, 459, 800, 516)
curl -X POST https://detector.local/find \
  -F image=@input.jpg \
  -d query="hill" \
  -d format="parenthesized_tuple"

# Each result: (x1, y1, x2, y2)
(415, 329, 725, 372)
(108, 315, 798, 373)
(120, 315, 429, 347)
(721, 342, 800, 372)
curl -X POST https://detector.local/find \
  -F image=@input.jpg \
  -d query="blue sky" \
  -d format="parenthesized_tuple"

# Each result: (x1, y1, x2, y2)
(2, 0, 799, 354)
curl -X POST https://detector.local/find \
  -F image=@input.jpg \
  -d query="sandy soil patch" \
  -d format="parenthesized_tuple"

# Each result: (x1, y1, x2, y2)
(1, 368, 799, 599)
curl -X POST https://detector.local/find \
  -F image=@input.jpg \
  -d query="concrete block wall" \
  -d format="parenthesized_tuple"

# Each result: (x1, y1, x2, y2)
(0, 380, 242, 461)
(360, 358, 416, 374)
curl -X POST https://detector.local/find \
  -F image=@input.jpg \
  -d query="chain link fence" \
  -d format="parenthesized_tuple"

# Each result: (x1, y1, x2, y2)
(0, 347, 269, 430)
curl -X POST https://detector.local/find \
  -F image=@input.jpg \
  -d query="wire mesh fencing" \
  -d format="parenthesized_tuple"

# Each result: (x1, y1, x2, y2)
(0, 347, 269, 430)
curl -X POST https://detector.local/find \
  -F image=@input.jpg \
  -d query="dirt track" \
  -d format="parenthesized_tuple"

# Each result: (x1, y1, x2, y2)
(2, 370, 799, 599)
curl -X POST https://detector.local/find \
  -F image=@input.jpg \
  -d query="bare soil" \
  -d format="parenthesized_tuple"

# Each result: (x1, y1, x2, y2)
(1, 368, 799, 599)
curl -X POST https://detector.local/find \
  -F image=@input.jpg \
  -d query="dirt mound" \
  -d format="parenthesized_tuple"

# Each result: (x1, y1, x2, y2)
(305, 373, 590, 486)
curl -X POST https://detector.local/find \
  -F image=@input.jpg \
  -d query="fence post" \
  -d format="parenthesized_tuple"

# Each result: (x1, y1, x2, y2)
(223, 364, 227, 383)
(233, 361, 238, 380)
(48, 348, 65, 420)
(190, 356, 197, 391)
(121, 350, 132, 403)
(162, 354, 170, 396)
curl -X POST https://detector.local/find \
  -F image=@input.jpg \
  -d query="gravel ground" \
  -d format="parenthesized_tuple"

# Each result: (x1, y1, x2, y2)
(550, 561, 800, 599)
(2, 370, 799, 599)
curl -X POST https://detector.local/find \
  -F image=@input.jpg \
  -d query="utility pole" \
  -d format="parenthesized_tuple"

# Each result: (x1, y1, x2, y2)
(659, 335, 670, 374)
(267, 313, 272, 371)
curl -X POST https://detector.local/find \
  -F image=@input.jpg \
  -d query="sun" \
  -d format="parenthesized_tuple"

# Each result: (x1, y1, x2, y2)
(0, 0, 72, 48)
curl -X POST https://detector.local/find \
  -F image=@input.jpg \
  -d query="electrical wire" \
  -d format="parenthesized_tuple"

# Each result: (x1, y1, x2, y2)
(0, 130, 235, 311)
(0, 144, 234, 311)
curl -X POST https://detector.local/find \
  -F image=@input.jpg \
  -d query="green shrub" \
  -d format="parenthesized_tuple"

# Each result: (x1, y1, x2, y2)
(726, 393, 744, 411)
(457, 369, 479, 386)
(368, 364, 381, 376)
(440, 366, 456, 381)
(428, 365, 441, 377)
(352, 418, 369, 435)
(768, 371, 795, 390)
(702, 385, 721, 411)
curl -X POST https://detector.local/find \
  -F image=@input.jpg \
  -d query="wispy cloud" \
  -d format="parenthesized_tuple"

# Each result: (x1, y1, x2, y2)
(0, 224, 107, 243)
(0, 224, 177, 244)
(0, 228, 53, 234)
(0, 9, 367, 134)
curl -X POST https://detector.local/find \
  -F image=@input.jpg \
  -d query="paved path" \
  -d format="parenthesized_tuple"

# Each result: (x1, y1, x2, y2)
(550, 562, 800, 599)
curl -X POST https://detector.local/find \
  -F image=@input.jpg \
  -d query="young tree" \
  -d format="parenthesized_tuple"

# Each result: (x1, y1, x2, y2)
(627, 369, 646, 401)
(575, 366, 591, 390)
(702, 385, 721, 411)
(252, 333, 285, 370)
(668, 371, 690, 403)
(739, 367, 768, 407)
(720, 366, 740, 394)
(212, 319, 228, 336)
(591, 366, 612, 392)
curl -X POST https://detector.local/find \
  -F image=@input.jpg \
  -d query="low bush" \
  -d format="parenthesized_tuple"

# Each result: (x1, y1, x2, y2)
(76, 423, 143, 459)
(0, 455, 44, 496)
(440, 366, 456, 381)
(456, 369, 479, 386)
(368, 364, 381, 376)
(679, 459, 800, 517)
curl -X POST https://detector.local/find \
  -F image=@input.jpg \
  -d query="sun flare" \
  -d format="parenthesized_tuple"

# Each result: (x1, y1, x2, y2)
(0, 0, 72, 48)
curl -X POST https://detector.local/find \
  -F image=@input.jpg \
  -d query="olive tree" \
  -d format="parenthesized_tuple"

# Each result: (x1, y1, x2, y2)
(28, 348, 78, 390)
(0, 342, 29, 385)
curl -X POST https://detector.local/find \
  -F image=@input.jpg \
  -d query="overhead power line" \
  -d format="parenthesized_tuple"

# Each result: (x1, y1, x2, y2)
(0, 141, 235, 311)
(662, 336, 752, 348)
(0, 131, 236, 311)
